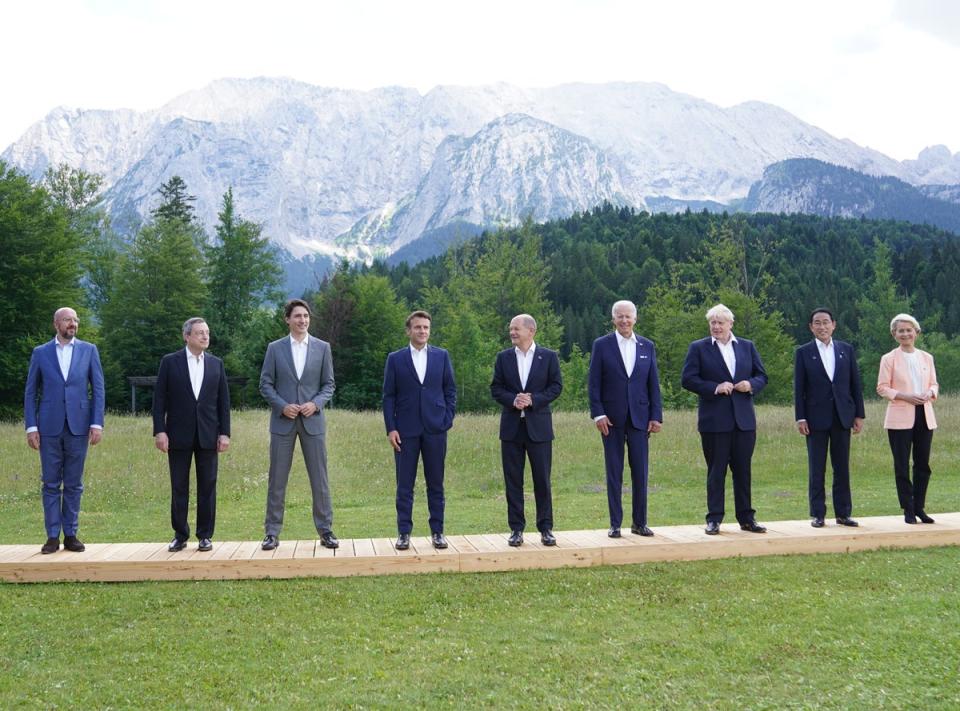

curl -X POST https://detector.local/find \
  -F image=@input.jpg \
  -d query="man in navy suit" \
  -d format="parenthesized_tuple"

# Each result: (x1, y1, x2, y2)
(491, 314, 563, 547)
(794, 308, 865, 528)
(681, 304, 768, 535)
(24, 307, 105, 554)
(153, 318, 231, 552)
(588, 300, 662, 538)
(383, 310, 457, 550)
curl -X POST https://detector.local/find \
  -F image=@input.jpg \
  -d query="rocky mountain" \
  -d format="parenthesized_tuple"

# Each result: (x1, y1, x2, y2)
(4, 78, 959, 261)
(741, 158, 960, 235)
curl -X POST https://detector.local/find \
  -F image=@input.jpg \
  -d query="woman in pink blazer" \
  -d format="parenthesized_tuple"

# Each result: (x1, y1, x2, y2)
(876, 313, 939, 524)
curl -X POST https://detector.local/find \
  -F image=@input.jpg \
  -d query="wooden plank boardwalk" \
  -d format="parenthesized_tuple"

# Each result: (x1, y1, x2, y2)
(2, 512, 958, 583)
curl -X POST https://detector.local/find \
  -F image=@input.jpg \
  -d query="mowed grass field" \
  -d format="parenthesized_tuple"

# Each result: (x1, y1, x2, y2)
(1, 399, 958, 708)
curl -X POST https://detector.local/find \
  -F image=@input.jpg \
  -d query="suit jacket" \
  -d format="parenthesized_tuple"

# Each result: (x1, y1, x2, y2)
(259, 335, 335, 436)
(681, 336, 767, 432)
(382, 345, 457, 437)
(794, 339, 865, 430)
(588, 332, 663, 429)
(877, 347, 938, 430)
(153, 349, 231, 449)
(24, 338, 105, 436)
(490, 345, 563, 442)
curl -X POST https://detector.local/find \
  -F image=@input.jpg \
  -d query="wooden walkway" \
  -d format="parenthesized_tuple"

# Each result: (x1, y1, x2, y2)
(2, 512, 958, 583)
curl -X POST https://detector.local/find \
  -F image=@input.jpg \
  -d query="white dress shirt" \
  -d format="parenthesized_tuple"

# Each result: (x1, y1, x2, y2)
(410, 344, 427, 384)
(56, 337, 75, 380)
(515, 342, 537, 389)
(186, 348, 205, 399)
(712, 334, 738, 379)
(816, 338, 836, 381)
(290, 334, 308, 380)
(617, 332, 637, 376)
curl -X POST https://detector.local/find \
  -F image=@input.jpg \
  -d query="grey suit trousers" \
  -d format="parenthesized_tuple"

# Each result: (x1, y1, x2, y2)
(264, 415, 333, 535)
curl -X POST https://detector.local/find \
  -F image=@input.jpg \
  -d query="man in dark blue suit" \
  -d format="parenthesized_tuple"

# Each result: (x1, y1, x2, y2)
(589, 300, 663, 538)
(383, 310, 457, 550)
(24, 307, 105, 554)
(491, 314, 563, 547)
(681, 304, 768, 535)
(794, 308, 865, 528)
(153, 318, 231, 552)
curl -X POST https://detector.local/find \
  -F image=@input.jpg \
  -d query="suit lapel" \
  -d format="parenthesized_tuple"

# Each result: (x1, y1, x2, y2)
(177, 349, 196, 402)
(709, 338, 731, 378)
(45, 340, 63, 380)
(405, 346, 420, 383)
(198, 355, 217, 401)
(281, 337, 299, 381)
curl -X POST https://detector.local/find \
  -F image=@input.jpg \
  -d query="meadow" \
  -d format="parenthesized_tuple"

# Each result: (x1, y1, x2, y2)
(1, 400, 958, 708)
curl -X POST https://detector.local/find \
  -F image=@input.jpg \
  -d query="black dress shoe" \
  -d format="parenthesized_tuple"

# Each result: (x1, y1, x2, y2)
(41, 537, 60, 554)
(431, 532, 448, 549)
(261, 534, 279, 550)
(608, 527, 621, 538)
(508, 530, 523, 547)
(320, 531, 339, 549)
(705, 521, 720, 535)
(811, 517, 825, 528)
(540, 530, 557, 546)
(168, 538, 187, 552)
(198, 538, 213, 552)
(904, 512, 918, 524)
(739, 520, 767, 533)
(395, 533, 410, 550)
(631, 525, 654, 537)
(63, 535, 85, 552)
(916, 510, 935, 524)
(835, 516, 859, 527)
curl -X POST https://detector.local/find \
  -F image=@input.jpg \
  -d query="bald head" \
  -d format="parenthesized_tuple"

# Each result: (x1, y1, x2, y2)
(53, 307, 79, 343)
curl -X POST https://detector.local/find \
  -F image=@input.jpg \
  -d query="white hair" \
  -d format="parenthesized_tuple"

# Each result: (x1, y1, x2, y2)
(705, 303, 734, 322)
(890, 313, 921, 333)
(512, 313, 537, 331)
(611, 300, 637, 318)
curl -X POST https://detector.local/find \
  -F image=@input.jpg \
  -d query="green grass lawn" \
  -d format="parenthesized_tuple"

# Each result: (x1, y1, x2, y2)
(1, 400, 958, 708)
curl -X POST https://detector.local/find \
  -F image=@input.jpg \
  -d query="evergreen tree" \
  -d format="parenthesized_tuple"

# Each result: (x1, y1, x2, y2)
(855, 240, 912, 383)
(43, 164, 120, 318)
(152, 175, 197, 223)
(0, 162, 84, 417)
(100, 218, 207, 408)
(206, 187, 283, 398)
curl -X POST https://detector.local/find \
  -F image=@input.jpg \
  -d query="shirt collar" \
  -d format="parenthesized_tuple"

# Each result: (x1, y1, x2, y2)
(515, 342, 537, 358)
(616, 332, 637, 345)
(815, 338, 833, 351)
(712, 334, 738, 346)
(409, 343, 427, 355)
(54, 337, 75, 348)
(290, 334, 308, 347)
(185, 347, 205, 360)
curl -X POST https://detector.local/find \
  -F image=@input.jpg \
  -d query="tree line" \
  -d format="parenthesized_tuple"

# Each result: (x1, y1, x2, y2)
(4, 163, 959, 419)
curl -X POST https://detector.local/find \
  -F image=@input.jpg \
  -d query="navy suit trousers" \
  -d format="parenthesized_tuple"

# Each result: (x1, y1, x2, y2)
(806, 412, 853, 518)
(601, 420, 650, 528)
(701, 429, 756, 524)
(395, 432, 446, 534)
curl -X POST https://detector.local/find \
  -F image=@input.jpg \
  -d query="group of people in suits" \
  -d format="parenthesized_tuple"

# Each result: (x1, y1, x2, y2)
(24, 300, 941, 553)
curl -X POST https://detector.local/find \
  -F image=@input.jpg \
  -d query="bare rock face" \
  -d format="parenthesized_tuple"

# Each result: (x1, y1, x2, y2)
(4, 78, 957, 259)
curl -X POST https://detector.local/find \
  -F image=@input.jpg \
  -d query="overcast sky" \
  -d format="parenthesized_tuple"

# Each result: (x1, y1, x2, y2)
(3, 0, 958, 160)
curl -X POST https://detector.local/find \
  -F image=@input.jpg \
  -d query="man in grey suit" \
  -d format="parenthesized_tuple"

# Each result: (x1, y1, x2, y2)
(259, 299, 338, 550)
